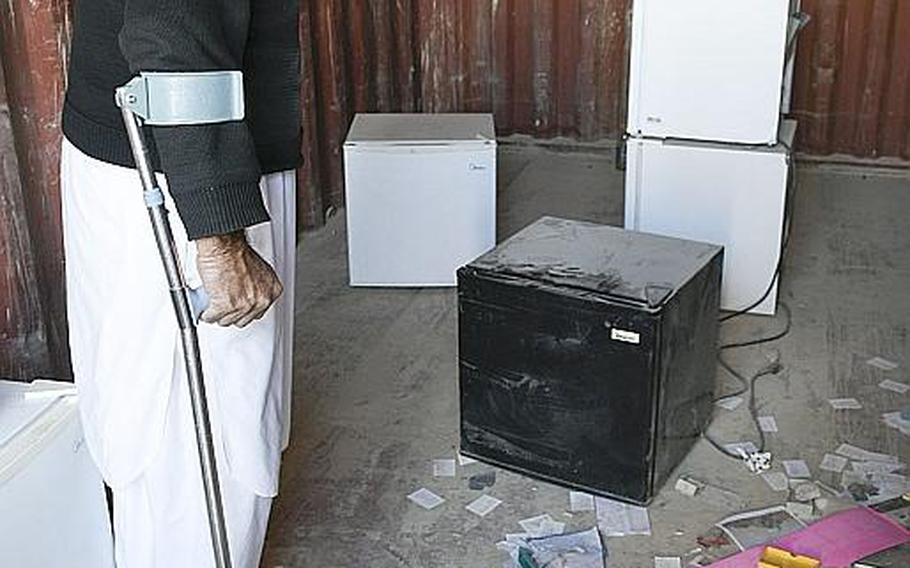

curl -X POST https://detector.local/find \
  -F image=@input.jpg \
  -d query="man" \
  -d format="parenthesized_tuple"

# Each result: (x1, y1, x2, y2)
(60, 1, 299, 566)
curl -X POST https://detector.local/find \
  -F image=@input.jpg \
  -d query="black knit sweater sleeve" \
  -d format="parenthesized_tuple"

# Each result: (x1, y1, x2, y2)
(118, 0, 268, 240)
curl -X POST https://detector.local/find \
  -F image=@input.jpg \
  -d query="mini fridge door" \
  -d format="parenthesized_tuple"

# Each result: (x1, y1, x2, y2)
(624, 133, 791, 315)
(458, 276, 661, 504)
(627, 0, 791, 144)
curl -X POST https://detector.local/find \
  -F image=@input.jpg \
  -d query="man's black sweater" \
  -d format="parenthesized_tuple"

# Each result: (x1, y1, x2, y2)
(63, 0, 300, 239)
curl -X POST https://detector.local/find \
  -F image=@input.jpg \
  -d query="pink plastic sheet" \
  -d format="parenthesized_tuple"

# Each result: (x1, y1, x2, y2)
(706, 507, 910, 568)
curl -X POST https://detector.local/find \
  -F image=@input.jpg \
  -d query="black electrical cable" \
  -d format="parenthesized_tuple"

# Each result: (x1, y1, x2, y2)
(704, 302, 792, 461)
(719, 161, 797, 323)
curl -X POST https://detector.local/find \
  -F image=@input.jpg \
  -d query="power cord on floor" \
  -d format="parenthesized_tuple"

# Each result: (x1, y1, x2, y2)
(704, 302, 792, 464)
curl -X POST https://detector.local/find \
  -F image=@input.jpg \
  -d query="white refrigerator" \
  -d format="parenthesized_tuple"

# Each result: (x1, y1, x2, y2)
(627, 0, 792, 145)
(625, 121, 796, 315)
(343, 113, 497, 287)
(0, 380, 114, 567)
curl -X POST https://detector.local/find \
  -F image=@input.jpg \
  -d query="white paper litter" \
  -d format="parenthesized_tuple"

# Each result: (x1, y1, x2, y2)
(433, 458, 456, 477)
(724, 441, 759, 456)
(407, 488, 445, 510)
(819, 453, 848, 473)
(782, 460, 811, 479)
(569, 491, 596, 512)
(867, 356, 899, 371)
(518, 514, 565, 538)
(835, 443, 900, 464)
(878, 379, 910, 394)
(458, 454, 478, 466)
(828, 398, 863, 410)
(466, 494, 502, 517)
(758, 416, 779, 433)
(762, 472, 789, 492)
(851, 460, 905, 475)
(654, 557, 682, 568)
(675, 477, 700, 497)
(715, 396, 744, 411)
(595, 496, 651, 536)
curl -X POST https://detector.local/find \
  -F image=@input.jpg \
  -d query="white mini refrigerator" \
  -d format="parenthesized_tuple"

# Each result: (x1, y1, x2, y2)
(0, 380, 114, 567)
(344, 113, 497, 287)
(625, 121, 796, 315)
(627, 0, 792, 144)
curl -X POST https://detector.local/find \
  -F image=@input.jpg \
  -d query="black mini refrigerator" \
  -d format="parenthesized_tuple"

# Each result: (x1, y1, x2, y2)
(457, 217, 723, 505)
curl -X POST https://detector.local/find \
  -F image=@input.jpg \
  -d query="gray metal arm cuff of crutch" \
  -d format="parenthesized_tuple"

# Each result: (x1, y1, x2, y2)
(114, 71, 245, 319)
(114, 71, 245, 125)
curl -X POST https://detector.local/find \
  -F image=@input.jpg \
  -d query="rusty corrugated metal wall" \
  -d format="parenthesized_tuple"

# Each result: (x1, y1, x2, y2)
(0, 0, 73, 380)
(1, 0, 909, 379)
(791, 0, 910, 161)
(297, 0, 631, 227)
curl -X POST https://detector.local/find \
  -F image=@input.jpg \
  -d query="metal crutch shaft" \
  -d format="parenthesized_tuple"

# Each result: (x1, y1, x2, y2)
(118, 101, 233, 568)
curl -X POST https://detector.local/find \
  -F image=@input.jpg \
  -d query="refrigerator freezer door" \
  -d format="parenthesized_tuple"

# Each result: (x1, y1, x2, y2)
(624, 138, 788, 315)
(344, 144, 496, 286)
(627, 0, 790, 144)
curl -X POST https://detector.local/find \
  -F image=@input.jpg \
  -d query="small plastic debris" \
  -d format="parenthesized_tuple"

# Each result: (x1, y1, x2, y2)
(407, 488, 445, 510)
(569, 490, 595, 512)
(716, 506, 805, 551)
(819, 453, 848, 473)
(828, 398, 862, 410)
(878, 379, 910, 394)
(675, 476, 701, 497)
(466, 494, 502, 517)
(759, 546, 820, 568)
(763, 472, 789, 492)
(654, 557, 682, 568)
(724, 441, 758, 455)
(715, 396, 744, 411)
(469, 470, 497, 490)
(792, 482, 822, 502)
(500, 527, 605, 568)
(866, 356, 899, 371)
(782, 460, 811, 479)
(458, 453, 479, 466)
(743, 451, 773, 473)
(433, 458, 456, 477)
(882, 412, 910, 435)
(758, 416, 779, 433)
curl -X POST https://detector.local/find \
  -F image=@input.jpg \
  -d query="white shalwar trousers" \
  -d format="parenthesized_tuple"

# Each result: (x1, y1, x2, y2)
(61, 138, 296, 568)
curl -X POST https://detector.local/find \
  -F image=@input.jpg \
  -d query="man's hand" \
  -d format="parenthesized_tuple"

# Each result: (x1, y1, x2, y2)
(195, 231, 283, 327)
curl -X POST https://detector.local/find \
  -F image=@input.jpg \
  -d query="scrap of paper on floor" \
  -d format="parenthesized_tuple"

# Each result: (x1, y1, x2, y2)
(595, 496, 651, 536)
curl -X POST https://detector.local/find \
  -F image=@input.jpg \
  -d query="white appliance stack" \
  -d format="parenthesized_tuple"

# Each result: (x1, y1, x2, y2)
(624, 0, 802, 315)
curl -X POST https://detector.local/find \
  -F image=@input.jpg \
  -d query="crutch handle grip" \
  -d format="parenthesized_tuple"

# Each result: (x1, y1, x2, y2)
(189, 287, 210, 322)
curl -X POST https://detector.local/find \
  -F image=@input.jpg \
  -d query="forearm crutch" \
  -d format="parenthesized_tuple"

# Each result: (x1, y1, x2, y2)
(115, 71, 245, 568)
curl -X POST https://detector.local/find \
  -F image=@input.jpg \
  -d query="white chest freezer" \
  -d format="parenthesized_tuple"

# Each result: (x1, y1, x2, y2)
(625, 121, 796, 315)
(627, 0, 792, 144)
(343, 113, 497, 286)
(0, 380, 114, 568)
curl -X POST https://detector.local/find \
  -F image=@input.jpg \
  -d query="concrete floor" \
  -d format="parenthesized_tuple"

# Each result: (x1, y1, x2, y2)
(262, 145, 910, 567)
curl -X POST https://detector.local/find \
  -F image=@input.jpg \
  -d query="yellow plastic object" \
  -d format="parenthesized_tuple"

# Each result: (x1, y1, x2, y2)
(757, 546, 821, 568)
